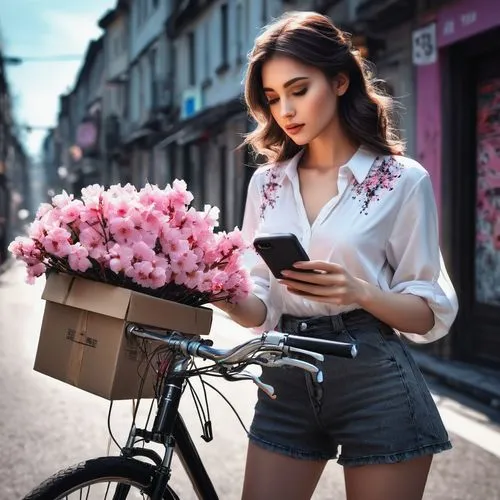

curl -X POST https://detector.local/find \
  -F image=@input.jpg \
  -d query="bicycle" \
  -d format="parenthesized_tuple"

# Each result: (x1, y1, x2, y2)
(24, 322, 357, 499)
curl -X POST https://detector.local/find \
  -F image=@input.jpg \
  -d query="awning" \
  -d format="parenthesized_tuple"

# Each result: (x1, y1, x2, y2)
(156, 97, 245, 149)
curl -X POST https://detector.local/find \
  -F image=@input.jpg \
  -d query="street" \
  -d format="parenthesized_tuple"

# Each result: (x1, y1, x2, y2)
(1, 262, 500, 500)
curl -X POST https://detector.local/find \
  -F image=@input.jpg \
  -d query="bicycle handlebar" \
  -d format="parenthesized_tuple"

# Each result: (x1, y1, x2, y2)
(127, 325, 357, 363)
(284, 334, 357, 358)
(126, 324, 357, 398)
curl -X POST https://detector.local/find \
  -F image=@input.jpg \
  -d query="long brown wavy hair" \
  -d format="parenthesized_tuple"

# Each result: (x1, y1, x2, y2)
(243, 11, 404, 163)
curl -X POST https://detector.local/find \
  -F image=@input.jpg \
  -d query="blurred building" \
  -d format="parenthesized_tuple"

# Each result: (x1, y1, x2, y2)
(0, 32, 31, 263)
(51, 37, 105, 196)
(125, 0, 174, 188)
(155, 0, 274, 227)
(98, 0, 132, 186)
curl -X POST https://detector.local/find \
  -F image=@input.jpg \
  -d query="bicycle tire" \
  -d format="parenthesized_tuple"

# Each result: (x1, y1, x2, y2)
(23, 456, 180, 500)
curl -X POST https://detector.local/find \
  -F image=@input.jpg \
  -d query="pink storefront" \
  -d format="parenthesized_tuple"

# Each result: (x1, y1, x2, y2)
(416, 0, 500, 366)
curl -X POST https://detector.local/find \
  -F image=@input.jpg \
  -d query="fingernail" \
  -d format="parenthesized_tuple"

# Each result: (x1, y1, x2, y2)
(281, 270, 290, 276)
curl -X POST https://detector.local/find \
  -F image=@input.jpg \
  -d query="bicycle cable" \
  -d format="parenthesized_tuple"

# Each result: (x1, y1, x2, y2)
(201, 379, 249, 435)
(107, 400, 123, 453)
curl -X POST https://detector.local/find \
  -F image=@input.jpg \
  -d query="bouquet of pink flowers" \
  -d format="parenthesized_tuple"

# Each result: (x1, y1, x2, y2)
(9, 180, 252, 306)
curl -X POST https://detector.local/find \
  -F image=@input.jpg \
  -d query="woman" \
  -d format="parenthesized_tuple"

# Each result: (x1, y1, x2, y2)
(217, 11, 458, 500)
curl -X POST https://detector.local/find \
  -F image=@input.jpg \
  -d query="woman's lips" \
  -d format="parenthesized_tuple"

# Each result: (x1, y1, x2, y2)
(285, 124, 304, 135)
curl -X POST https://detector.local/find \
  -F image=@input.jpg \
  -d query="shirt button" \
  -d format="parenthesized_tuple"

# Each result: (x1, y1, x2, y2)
(300, 322, 308, 332)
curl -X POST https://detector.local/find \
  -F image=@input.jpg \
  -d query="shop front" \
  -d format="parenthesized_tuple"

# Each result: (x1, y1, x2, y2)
(415, 0, 500, 366)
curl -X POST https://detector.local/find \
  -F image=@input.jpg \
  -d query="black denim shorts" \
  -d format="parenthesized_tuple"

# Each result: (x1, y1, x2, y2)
(248, 309, 452, 467)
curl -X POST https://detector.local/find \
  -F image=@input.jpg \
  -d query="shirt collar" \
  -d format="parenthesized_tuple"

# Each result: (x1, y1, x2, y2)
(283, 145, 377, 184)
(347, 146, 378, 184)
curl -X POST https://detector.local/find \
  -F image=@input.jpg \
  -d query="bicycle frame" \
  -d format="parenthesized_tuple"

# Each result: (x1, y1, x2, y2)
(121, 353, 219, 500)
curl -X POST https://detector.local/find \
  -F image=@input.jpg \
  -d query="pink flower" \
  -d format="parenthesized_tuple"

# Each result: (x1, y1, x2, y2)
(130, 261, 155, 288)
(109, 217, 139, 245)
(108, 243, 134, 273)
(132, 241, 155, 262)
(60, 200, 85, 224)
(26, 262, 46, 284)
(160, 227, 189, 255)
(170, 249, 199, 274)
(88, 243, 108, 261)
(68, 243, 92, 272)
(203, 205, 220, 228)
(81, 184, 104, 205)
(168, 179, 194, 211)
(28, 220, 46, 240)
(42, 227, 72, 257)
(139, 207, 162, 235)
(150, 266, 169, 288)
(107, 198, 133, 218)
(79, 226, 105, 250)
(211, 270, 229, 293)
(36, 203, 53, 220)
(52, 191, 74, 209)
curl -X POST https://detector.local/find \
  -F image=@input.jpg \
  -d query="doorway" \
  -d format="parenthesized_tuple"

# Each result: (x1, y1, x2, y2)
(444, 27, 500, 366)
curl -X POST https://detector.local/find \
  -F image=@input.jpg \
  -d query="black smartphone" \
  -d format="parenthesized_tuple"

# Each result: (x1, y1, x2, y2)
(253, 233, 312, 279)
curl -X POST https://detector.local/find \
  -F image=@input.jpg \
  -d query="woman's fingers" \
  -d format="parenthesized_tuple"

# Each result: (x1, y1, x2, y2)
(292, 260, 344, 273)
(280, 268, 346, 286)
(286, 287, 345, 304)
(279, 278, 346, 297)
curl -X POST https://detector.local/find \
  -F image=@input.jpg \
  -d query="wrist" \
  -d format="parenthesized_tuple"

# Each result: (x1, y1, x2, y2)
(354, 278, 374, 308)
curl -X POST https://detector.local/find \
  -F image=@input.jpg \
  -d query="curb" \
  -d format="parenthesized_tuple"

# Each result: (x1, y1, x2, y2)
(412, 350, 500, 409)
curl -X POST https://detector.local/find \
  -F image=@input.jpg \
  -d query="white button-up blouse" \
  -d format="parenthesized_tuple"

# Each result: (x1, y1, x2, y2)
(241, 146, 459, 344)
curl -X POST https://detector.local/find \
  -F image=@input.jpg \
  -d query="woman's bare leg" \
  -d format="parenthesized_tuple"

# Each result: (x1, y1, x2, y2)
(344, 455, 433, 500)
(241, 441, 327, 500)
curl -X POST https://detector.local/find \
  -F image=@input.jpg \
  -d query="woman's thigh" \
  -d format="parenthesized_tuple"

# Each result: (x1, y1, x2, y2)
(241, 441, 327, 500)
(344, 455, 433, 500)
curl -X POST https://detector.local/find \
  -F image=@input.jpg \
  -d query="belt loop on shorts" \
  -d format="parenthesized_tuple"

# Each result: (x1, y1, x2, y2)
(329, 313, 346, 333)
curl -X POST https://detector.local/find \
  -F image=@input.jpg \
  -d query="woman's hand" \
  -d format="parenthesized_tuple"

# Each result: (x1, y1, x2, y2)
(279, 260, 368, 306)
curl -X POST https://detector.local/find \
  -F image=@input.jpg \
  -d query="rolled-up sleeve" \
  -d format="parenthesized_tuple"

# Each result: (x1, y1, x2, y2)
(241, 172, 282, 333)
(386, 173, 459, 343)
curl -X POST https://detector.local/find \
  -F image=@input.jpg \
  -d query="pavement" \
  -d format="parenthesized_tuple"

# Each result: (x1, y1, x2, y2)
(412, 350, 500, 410)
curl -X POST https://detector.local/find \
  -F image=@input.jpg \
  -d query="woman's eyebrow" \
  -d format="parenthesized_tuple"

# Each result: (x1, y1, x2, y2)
(263, 76, 309, 92)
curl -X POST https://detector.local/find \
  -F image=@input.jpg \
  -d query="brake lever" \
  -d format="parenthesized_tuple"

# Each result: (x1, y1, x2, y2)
(270, 358, 324, 383)
(229, 370, 276, 399)
(285, 346, 324, 362)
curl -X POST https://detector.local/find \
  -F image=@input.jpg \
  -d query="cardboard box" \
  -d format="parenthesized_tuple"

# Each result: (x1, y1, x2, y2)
(34, 273, 213, 400)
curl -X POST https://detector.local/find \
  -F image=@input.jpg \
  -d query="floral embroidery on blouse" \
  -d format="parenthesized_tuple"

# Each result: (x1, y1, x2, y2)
(352, 156, 403, 215)
(259, 167, 283, 219)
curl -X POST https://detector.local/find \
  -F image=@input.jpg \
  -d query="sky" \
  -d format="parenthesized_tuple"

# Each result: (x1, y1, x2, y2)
(0, 0, 116, 159)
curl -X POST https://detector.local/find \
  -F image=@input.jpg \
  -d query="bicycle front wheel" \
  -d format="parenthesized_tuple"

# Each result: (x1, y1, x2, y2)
(23, 456, 180, 500)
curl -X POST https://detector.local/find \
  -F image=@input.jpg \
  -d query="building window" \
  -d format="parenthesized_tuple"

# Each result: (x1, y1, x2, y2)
(261, 0, 267, 25)
(188, 31, 196, 86)
(219, 145, 227, 229)
(236, 2, 244, 64)
(217, 3, 229, 74)
(204, 22, 210, 81)
(149, 48, 157, 108)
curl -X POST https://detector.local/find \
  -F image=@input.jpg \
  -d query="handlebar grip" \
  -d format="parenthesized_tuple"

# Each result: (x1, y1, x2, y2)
(285, 335, 357, 358)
